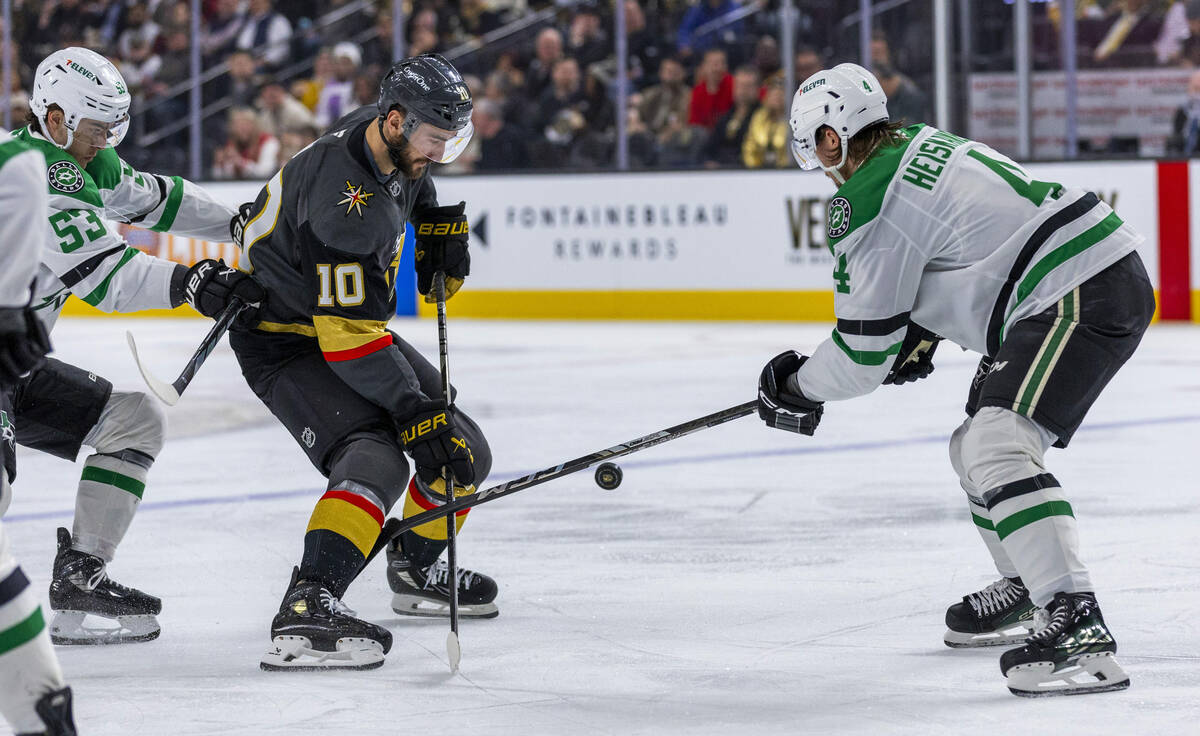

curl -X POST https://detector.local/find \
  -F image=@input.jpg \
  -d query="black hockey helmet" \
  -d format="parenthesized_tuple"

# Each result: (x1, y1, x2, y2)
(378, 53, 474, 164)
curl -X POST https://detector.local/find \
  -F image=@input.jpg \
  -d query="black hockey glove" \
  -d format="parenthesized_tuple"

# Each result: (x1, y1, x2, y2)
(758, 351, 823, 436)
(883, 323, 941, 386)
(180, 259, 267, 318)
(397, 401, 476, 487)
(0, 306, 51, 383)
(229, 201, 255, 248)
(414, 202, 470, 303)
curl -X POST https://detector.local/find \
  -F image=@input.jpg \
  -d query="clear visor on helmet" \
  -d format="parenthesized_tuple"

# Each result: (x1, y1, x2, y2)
(407, 120, 474, 164)
(790, 135, 822, 170)
(72, 115, 129, 148)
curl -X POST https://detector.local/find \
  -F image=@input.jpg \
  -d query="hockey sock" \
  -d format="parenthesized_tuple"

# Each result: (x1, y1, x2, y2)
(0, 525, 66, 734)
(398, 476, 470, 569)
(301, 483, 386, 597)
(965, 498, 1020, 579)
(72, 451, 152, 561)
(986, 473, 1092, 606)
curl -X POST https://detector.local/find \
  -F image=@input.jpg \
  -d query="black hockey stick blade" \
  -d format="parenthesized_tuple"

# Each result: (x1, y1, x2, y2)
(127, 297, 248, 406)
(365, 400, 758, 566)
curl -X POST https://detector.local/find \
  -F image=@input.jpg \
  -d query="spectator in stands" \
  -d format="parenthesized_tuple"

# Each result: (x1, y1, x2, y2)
(703, 65, 760, 168)
(870, 33, 928, 125)
(237, 0, 293, 70)
(676, 0, 741, 59)
(353, 74, 377, 108)
(314, 42, 360, 128)
(1168, 68, 1200, 154)
(406, 8, 441, 53)
(639, 56, 691, 136)
(534, 56, 585, 137)
(1165, 0, 1200, 66)
(159, 1, 191, 38)
(753, 36, 781, 86)
(1083, 0, 1166, 67)
(741, 78, 790, 169)
(116, 3, 160, 61)
(203, 0, 246, 65)
(625, 0, 663, 90)
(657, 107, 707, 168)
(293, 48, 333, 112)
(794, 46, 823, 86)
(525, 27, 564, 102)
(155, 30, 193, 88)
(220, 49, 262, 109)
(474, 98, 529, 170)
(278, 125, 320, 166)
(568, 5, 609, 68)
(119, 37, 162, 97)
(688, 48, 733, 129)
(409, 26, 440, 57)
(213, 107, 281, 180)
(257, 81, 316, 137)
(453, 0, 507, 41)
(35, 0, 93, 49)
(361, 12, 396, 72)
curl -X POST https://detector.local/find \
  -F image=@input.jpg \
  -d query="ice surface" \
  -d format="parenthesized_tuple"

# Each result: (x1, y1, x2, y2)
(3, 317, 1199, 735)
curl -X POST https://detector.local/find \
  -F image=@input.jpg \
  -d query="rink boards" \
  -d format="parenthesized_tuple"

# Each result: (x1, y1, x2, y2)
(60, 159, 1197, 322)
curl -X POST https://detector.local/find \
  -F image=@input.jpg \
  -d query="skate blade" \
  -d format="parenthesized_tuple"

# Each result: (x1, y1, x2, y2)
(944, 622, 1034, 648)
(50, 610, 160, 645)
(1006, 652, 1131, 697)
(260, 635, 385, 671)
(391, 593, 498, 619)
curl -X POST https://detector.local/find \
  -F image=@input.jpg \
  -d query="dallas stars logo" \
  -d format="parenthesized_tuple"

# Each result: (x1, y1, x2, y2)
(1, 410, 15, 448)
(337, 180, 374, 217)
(48, 160, 84, 193)
(827, 196, 852, 239)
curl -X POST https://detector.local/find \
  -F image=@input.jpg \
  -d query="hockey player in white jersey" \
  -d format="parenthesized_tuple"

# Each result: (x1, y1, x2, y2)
(8, 48, 264, 646)
(0, 130, 77, 735)
(758, 64, 1152, 696)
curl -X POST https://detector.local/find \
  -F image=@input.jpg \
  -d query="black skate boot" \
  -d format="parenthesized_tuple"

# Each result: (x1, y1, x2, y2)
(1000, 592, 1130, 697)
(48, 528, 160, 645)
(944, 576, 1036, 648)
(260, 567, 393, 671)
(387, 541, 498, 619)
(15, 686, 76, 736)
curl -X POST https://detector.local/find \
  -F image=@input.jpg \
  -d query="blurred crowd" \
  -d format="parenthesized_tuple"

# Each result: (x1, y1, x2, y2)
(5, 0, 1200, 177)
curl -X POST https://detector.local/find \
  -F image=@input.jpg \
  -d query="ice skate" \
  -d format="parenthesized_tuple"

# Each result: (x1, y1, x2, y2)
(387, 543, 498, 619)
(260, 567, 392, 671)
(1000, 592, 1130, 697)
(14, 686, 76, 736)
(944, 576, 1037, 648)
(48, 528, 160, 645)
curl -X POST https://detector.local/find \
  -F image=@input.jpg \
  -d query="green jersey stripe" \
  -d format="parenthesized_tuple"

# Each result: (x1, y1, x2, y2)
(0, 607, 45, 656)
(995, 500, 1075, 540)
(81, 465, 147, 499)
(830, 329, 903, 366)
(1014, 289, 1078, 415)
(1014, 211, 1123, 306)
(81, 247, 140, 306)
(971, 513, 995, 531)
(151, 175, 185, 232)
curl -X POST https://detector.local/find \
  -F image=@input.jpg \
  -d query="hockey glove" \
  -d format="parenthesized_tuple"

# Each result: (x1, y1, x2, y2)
(414, 202, 470, 303)
(181, 259, 266, 318)
(398, 401, 476, 487)
(883, 323, 941, 386)
(229, 201, 255, 248)
(0, 306, 51, 383)
(758, 351, 823, 436)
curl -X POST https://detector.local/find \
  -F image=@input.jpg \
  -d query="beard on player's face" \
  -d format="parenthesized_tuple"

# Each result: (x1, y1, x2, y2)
(383, 125, 429, 179)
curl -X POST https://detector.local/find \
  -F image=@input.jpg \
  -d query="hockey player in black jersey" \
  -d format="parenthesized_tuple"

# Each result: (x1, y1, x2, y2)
(229, 54, 495, 670)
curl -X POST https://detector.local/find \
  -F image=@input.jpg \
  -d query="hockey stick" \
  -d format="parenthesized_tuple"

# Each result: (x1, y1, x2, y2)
(434, 272, 462, 673)
(366, 400, 758, 565)
(126, 297, 247, 406)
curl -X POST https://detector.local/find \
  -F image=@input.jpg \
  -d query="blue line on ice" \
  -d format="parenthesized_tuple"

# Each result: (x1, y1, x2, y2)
(5, 413, 1197, 524)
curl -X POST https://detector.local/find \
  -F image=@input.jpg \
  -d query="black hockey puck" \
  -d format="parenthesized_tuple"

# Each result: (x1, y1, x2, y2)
(594, 462, 622, 490)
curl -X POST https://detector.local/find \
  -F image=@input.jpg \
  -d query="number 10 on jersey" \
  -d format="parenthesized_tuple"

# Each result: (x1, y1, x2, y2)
(316, 263, 365, 307)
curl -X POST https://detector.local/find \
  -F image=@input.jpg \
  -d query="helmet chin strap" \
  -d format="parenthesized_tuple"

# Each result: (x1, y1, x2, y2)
(377, 116, 413, 169)
(820, 143, 849, 186)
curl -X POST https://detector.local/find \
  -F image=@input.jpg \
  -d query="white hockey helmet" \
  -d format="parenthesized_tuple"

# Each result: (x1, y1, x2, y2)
(29, 47, 131, 150)
(789, 63, 888, 181)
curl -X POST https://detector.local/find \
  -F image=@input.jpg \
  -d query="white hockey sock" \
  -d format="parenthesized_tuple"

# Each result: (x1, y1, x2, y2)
(0, 524, 66, 733)
(966, 498, 1019, 579)
(72, 453, 147, 561)
(987, 473, 1092, 607)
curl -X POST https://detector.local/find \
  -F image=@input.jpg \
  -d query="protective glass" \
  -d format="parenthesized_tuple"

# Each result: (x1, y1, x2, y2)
(407, 120, 474, 164)
(790, 136, 820, 170)
(73, 115, 129, 148)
